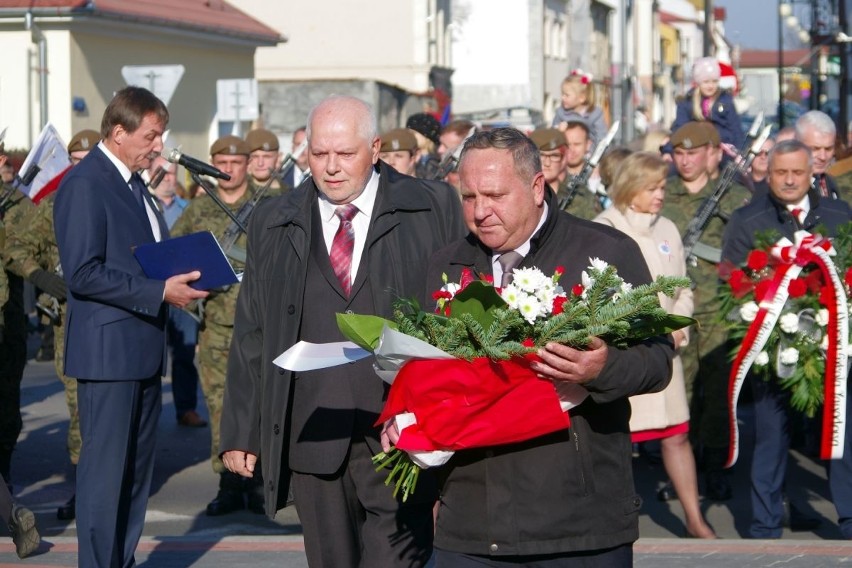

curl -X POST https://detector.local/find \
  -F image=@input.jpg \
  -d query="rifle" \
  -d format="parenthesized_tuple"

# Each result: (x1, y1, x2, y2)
(558, 120, 620, 211)
(682, 124, 773, 265)
(0, 158, 42, 216)
(218, 139, 308, 265)
(430, 126, 477, 181)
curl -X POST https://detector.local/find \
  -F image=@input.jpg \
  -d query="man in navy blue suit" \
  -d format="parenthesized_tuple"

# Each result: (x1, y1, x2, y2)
(54, 87, 208, 568)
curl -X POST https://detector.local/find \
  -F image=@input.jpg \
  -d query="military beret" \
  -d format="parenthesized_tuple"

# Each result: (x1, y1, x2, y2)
(380, 128, 418, 153)
(670, 122, 713, 149)
(696, 121, 720, 146)
(405, 113, 442, 146)
(67, 129, 101, 153)
(245, 128, 280, 152)
(210, 135, 250, 156)
(529, 128, 567, 151)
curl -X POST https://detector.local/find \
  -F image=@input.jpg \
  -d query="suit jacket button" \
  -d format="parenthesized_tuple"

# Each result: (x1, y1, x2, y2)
(489, 544, 498, 552)
(273, 424, 280, 435)
(287, 305, 295, 315)
(278, 368, 286, 375)
(633, 497, 641, 507)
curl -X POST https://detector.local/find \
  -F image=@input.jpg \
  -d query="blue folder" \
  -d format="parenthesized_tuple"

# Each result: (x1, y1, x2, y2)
(133, 231, 239, 291)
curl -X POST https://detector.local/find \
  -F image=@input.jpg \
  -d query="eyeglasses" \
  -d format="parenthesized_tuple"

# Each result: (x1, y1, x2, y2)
(755, 151, 770, 157)
(540, 152, 562, 164)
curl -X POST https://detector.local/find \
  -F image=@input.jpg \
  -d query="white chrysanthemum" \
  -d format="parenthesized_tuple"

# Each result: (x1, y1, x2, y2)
(820, 334, 830, 351)
(815, 308, 829, 327)
(512, 267, 546, 293)
(779, 312, 800, 334)
(755, 351, 770, 366)
(500, 284, 523, 309)
(517, 295, 544, 324)
(581, 270, 593, 289)
(620, 282, 633, 294)
(589, 257, 609, 271)
(779, 347, 800, 365)
(535, 287, 556, 308)
(740, 301, 759, 322)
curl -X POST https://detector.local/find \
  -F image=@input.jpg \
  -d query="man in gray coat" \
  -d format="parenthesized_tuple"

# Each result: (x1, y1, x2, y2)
(220, 96, 464, 567)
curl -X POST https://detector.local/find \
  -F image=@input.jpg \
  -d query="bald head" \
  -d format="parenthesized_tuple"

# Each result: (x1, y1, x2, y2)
(306, 96, 381, 204)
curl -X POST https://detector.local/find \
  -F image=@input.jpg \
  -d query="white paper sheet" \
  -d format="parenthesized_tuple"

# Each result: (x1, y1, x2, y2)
(273, 341, 371, 372)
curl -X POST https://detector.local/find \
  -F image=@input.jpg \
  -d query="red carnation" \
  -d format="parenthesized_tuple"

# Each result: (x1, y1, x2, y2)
(552, 296, 568, 315)
(555, 266, 565, 277)
(459, 268, 475, 290)
(754, 280, 772, 303)
(432, 290, 453, 301)
(788, 278, 807, 298)
(522, 338, 535, 348)
(746, 250, 769, 271)
(728, 269, 753, 298)
(571, 284, 584, 297)
(482, 274, 494, 284)
(805, 270, 824, 294)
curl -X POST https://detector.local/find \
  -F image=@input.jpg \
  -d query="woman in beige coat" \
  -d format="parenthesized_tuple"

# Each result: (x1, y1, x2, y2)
(594, 152, 716, 539)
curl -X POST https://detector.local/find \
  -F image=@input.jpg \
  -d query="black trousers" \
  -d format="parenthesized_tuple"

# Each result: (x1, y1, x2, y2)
(291, 434, 434, 568)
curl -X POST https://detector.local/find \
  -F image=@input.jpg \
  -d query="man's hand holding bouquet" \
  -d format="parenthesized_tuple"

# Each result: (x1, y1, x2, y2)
(337, 258, 692, 500)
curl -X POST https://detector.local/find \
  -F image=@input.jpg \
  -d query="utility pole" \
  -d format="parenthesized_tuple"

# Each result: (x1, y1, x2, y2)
(704, 0, 714, 56)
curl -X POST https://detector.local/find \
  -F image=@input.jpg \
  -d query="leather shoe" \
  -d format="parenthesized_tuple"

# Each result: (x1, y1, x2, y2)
(56, 494, 75, 520)
(177, 410, 208, 428)
(9, 505, 40, 559)
(205, 489, 244, 516)
(704, 472, 732, 501)
(657, 481, 677, 502)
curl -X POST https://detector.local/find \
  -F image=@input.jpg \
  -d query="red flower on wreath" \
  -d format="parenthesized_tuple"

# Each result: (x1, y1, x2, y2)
(727, 269, 753, 298)
(788, 278, 807, 298)
(552, 296, 568, 315)
(746, 250, 769, 271)
(571, 284, 584, 297)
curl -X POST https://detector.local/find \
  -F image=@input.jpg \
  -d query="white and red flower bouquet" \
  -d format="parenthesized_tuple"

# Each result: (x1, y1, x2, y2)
(719, 224, 852, 468)
(337, 259, 691, 500)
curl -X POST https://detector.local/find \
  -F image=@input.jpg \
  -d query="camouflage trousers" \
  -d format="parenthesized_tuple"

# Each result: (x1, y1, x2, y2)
(52, 321, 80, 465)
(681, 314, 733, 451)
(198, 320, 234, 474)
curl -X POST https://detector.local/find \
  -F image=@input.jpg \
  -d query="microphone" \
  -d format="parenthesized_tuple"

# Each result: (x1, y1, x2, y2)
(165, 148, 231, 181)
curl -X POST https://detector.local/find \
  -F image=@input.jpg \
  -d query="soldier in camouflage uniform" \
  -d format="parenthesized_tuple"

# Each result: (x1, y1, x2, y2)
(661, 121, 752, 501)
(0, 143, 35, 489)
(558, 121, 603, 220)
(246, 128, 283, 191)
(528, 126, 599, 220)
(3, 129, 100, 520)
(171, 135, 283, 516)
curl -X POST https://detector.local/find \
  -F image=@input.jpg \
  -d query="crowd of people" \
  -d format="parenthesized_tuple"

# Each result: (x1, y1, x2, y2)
(0, 54, 851, 567)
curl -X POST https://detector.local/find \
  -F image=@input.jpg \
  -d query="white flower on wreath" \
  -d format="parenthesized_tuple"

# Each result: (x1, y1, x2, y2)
(740, 301, 759, 322)
(821, 334, 830, 351)
(779, 347, 800, 365)
(755, 351, 770, 366)
(589, 257, 609, 271)
(779, 312, 800, 334)
(815, 308, 829, 327)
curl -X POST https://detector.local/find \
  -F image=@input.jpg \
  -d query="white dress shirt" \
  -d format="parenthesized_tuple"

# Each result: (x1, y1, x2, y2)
(490, 203, 549, 284)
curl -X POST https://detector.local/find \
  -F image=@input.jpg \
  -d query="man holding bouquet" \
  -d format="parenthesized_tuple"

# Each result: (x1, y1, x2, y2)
(219, 95, 464, 567)
(402, 128, 674, 566)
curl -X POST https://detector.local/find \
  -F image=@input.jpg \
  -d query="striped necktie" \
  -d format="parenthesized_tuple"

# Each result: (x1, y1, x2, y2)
(329, 204, 359, 296)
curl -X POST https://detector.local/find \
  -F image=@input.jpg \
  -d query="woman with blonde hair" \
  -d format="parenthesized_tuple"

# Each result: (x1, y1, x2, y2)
(594, 152, 716, 539)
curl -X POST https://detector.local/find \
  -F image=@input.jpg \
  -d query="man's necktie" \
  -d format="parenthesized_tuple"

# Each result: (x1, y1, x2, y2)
(791, 207, 805, 226)
(498, 251, 524, 288)
(130, 174, 148, 212)
(330, 203, 359, 296)
(818, 175, 829, 198)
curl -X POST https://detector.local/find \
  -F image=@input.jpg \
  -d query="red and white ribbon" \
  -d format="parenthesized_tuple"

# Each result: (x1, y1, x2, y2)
(726, 231, 848, 468)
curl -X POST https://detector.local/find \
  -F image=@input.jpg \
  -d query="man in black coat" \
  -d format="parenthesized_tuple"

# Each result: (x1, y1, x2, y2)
(389, 128, 673, 566)
(722, 139, 852, 539)
(220, 95, 465, 567)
